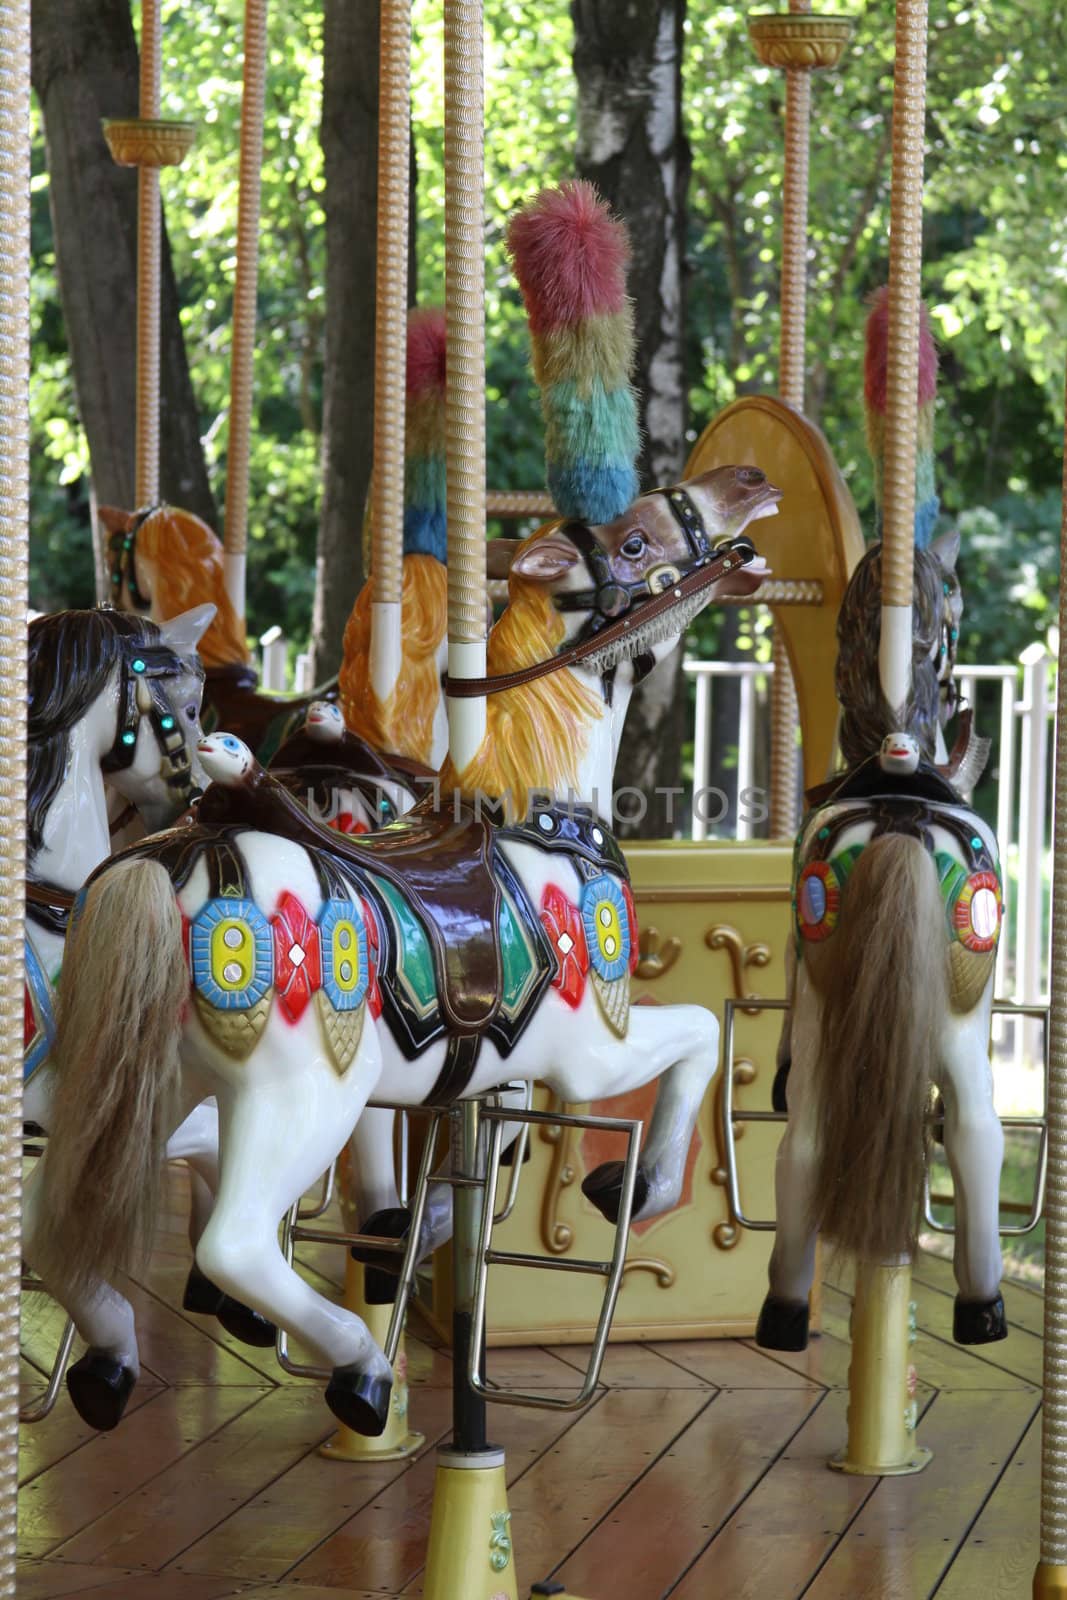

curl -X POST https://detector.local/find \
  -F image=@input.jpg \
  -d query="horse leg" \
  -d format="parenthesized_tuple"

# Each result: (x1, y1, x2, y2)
(22, 1150, 141, 1430)
(757, 972, 821, 1350)
(540, 1002, 718, 1225)
(195, 1047, 394, 1436)
(939, 1003, 1006, 1343)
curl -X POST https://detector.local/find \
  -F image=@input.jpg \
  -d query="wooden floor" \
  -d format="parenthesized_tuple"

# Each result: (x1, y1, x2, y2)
(18, 1170, 1045, 1600)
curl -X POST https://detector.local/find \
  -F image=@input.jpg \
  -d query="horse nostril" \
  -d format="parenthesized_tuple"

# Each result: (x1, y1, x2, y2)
(738, 467, 766, 486)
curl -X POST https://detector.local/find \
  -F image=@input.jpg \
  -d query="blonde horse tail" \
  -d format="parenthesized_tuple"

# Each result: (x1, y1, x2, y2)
(805, 833, 947, 1262)
(34, 858, 187, 1300)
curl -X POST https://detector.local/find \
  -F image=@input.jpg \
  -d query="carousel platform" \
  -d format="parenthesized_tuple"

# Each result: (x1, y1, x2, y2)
(17, 1167, 1041, 1600)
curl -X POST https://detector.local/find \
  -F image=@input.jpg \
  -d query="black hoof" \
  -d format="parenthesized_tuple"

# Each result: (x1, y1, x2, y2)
(581, 1160, 649, 1225)
(350, 1206, 412, 1296)
(324, 1366, 392, 1437)
(954, 1292, 1008, 1345)
(215, 1295, 277, 1348)
(755, 1295, 810, 1352)
(182, 1263, 226, 1317)
(771, 1059, 791, 1114)
(500, 1133, 531, 1168)
(66, 1350, 136, 1431)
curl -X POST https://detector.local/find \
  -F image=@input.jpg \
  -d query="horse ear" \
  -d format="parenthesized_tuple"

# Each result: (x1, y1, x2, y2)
(159, 603, 217, 658)
(930, 526, 960, 573)
(98, 505, 134, 536)
(509, 535, 581, 584)
(486, 538, 523, 580)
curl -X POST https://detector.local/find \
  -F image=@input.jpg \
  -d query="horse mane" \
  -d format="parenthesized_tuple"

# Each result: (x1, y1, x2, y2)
(338, 554, 448, 765)
(439, 528, 603, 812)
(836, 542, 945, 767)
(134, 506, 249, 668)
(27, 610, 165, 860)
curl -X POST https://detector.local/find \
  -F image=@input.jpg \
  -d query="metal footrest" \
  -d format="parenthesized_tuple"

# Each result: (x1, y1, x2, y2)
(468, 1104, 642, 1413)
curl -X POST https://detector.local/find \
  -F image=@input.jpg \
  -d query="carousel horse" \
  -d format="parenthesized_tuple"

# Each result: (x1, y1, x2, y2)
(24, 462, 778, 1436)
(757, 539, 1006, 1354)
(268, 700, 424, 834)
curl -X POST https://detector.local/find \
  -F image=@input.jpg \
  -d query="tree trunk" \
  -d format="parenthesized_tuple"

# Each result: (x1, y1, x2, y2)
(31, 0, 216, 543)
(313, 0, 418, 679)
(572, 0, 690, 838)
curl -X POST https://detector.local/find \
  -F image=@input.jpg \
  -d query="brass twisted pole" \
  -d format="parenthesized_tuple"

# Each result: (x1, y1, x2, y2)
(0, 0, 29, 1582)
(1034, 380, 1067, 1594)
(443, 0, 488, 771)
(368, 0, 412, 708)
(135, 0, 162, 506)
(222, 0, 268, 621)
(878, 0, 928, 710)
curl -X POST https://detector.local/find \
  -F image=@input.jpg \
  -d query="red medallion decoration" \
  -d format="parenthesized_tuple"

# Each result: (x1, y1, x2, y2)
(23, 984, 37, 1054)
(621, 880, 640, 976)
(952, 870, 1002, 953)
(271, 891, 323, 1024)
(796, 860, 841, 943)
(331, 813, 369, 836)
(361, 895, 383, 1020)
(540, 884, 589, 1009)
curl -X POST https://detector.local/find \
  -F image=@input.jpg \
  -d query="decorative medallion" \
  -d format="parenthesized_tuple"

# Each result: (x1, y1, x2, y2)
(271, 891, 322, 1024)
(318, 898, 370, 1011)
(621, 880, 640, 976)
(332, 812, 369, 836)
(193, 992, 272, 1060)
(795, 860, 840, 943)
(950, 869, 1002, 953)
(362, 895, 384, 1021)
(191, 897, 273, 1010)
(580, 874, 631, 983)
(23, 940, 56, 1081)
(315, 987, 365, 1074)
(591, 969, 630, 1038)
(540, 883, 589, 1009)
(497, 880, 546, 1019)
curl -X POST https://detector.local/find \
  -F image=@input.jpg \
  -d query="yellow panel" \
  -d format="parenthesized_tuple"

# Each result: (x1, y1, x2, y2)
(685, 396, 865, 789)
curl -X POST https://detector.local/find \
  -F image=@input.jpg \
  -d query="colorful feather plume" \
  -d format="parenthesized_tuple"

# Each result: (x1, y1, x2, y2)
(863, 285, 940, 547)
(507, 180, 640, 525)
(403, 305, 448, 561)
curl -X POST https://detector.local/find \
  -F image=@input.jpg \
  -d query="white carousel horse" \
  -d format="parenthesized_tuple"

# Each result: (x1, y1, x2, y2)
(24, 464, 778, 1436)
(757, 541, 1006, 1353)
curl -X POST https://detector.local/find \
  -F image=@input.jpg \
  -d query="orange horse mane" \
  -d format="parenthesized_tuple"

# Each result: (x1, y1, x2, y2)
(338, 554, 449, 765)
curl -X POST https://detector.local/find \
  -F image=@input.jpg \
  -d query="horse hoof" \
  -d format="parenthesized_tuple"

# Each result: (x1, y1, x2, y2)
(215, 1295, 277, 1349)
(66, 1351, 136, 1431)
(182, 1264, 226, 1317)
(755, 1295, 810, 1352)
(954, 1293, 1007, 1345)
(350, 1206, 412, 1282)
(581, 1160, 649, 1225)
(324, 1366, 392, 1437)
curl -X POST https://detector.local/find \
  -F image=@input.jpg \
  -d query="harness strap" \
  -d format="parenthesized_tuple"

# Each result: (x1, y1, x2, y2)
(424, 1033, 482, 1105)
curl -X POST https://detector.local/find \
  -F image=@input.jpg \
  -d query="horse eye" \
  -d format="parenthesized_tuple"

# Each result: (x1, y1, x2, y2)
(621, 533, 646, 559)
(184, 703, 199, 722)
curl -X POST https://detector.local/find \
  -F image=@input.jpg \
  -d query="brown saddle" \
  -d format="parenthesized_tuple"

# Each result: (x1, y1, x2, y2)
(198, 767, 500, 1034)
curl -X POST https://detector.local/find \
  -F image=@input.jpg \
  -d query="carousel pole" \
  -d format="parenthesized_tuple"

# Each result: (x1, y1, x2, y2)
(1032, 376, 1067, 1597)
(222, 0, 268, 622)
(0, 0, 29, 1584)
(367, 0, 412, 731)
(749, 3, 851, 835)
(828, 0, 932, 1478)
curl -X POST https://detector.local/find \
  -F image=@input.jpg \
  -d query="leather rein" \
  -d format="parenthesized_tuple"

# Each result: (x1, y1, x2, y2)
(443, 532, 758, 699)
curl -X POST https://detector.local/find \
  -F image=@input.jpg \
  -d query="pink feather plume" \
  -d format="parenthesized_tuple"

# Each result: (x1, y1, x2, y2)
(506, 180, 630, 336)
(863, 284, 938, 413)
(407, 306, 447, 399)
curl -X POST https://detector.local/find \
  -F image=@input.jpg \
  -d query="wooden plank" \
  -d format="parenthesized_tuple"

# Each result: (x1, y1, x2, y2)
(487, 1387, 712, 1599)
(909, 1282, 1044, 1388)
(53, 1387, 334, 1570)
(548, 1340, 710, 1390)
(740, 1329, 855, 1389)
(17, 1570, 255, 1600)
(20, 1377, 165, 1489)
(19, 1386, 264, 1558)
(121, 1280, 275, 1389)
(557, 1386, 820, 1597)
(650, 1339, 823, 1390)
(480, 1343, 598, 1389)
(914, 1248, 1046, 1341)
(802, 1389, 1039, 1599)
(16, 1561, 142, 1599)
(292, 1391, 599, 1594)
(933, 1410, 1039, 1600)
(174, 1384, 454, 1583)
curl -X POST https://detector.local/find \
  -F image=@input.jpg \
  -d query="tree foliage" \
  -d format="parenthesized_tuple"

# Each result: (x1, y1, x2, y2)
(30, 0, 1067, 675)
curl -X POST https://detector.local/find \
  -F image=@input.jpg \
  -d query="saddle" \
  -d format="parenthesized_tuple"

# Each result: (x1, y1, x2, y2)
(198, 770, 502, 1034)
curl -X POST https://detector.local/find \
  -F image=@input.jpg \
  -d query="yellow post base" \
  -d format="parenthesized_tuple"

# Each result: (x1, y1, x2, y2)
(319, 1258, 424, 1463)
(424, 1450, 518, 1600)
(828, 1260, 932, 1477)
(1033, 1564, 1067, 1597)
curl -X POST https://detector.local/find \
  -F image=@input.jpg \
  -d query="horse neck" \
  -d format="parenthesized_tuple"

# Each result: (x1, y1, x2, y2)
(566, 666, 630, 818)
(32, 703, 114, 893)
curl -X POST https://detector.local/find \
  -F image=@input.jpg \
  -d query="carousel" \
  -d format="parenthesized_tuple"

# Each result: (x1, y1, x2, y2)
(7, 0, 1066, 1597)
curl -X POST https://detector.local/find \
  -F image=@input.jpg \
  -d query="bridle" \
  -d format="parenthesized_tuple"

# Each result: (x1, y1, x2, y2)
(444, 488, 759, 700)
(100, 633, 202, 807)
(108, 505, 158, 612)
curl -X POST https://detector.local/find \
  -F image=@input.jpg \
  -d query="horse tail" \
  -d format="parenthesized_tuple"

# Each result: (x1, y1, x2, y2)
(34, 858, 187, 1300)
(804, 833, 947, 1262)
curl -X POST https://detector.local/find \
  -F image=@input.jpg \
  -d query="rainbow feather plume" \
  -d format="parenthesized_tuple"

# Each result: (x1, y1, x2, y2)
(403, 306, 447, 561)
(864, 285, 940, 547)
(507, 181, 640, 524)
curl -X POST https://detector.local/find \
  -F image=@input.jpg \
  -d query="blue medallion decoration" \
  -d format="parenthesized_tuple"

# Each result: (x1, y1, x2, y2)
(191, 897, 273, 1010)
(580, 874, 631, 984)
(24, 939, 56, 1080)
(318, 898, 369, 1012)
